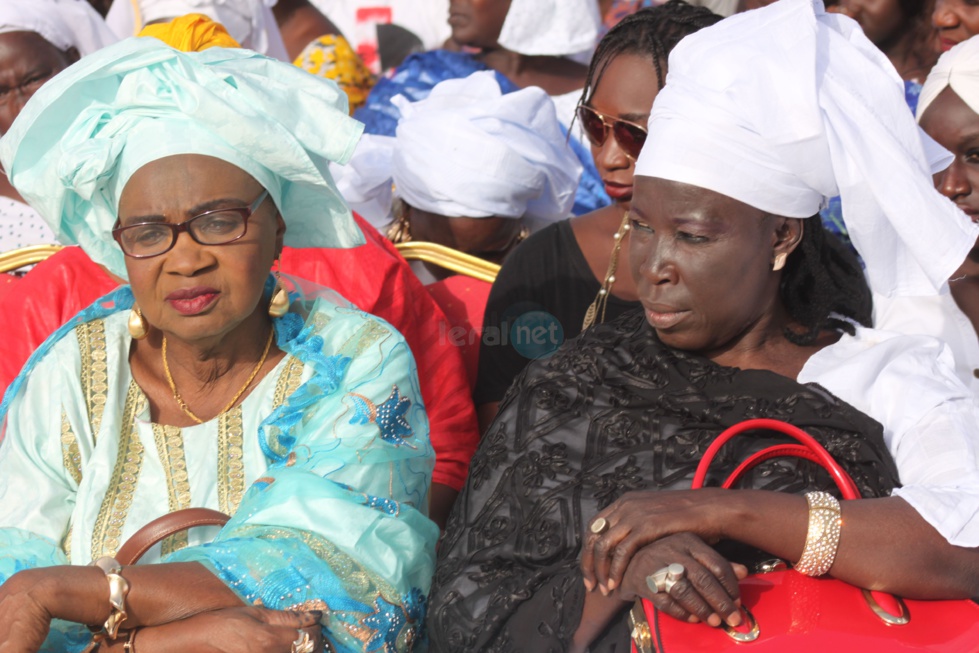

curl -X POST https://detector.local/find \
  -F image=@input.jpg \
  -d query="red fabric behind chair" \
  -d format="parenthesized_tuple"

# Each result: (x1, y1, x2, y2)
(0, 273, 20, 304)
(426, 275, 491, 392)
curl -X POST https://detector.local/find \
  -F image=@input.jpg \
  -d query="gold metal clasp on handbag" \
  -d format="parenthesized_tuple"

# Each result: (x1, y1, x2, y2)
(629, 601, 653, 653)
(862, 589, 911, 626)
(722, 605, 761, 642)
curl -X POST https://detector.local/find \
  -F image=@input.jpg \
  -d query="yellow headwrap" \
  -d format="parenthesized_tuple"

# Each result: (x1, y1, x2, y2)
(138, 13, 240, 52)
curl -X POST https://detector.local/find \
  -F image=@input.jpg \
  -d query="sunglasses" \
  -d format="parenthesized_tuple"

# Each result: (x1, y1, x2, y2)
(576, 105, 648, 161)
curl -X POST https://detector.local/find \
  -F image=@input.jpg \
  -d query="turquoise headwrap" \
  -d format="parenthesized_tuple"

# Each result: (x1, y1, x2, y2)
(0, 37, 365, 279)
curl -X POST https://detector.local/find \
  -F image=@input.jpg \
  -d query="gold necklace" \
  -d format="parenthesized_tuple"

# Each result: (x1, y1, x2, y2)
(582, 211, 631, 330)
(162, 326, 275, 424)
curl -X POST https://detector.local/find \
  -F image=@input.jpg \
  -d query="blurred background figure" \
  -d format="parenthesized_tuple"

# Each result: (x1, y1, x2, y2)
(0, 0, 117, 251)
(337, 71, 581, 277)
(933, 0, 979, 50)
(334, 70, 581, 387)
(355, 0, 610, 217)
(875, 34, 979, 398)
(309, 0, 451, 74)
(835, 0, 937, 82)
(105, 0, 290, 59)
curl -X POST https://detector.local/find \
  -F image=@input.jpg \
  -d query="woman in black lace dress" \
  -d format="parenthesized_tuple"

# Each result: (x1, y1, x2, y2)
(428, 1, 979, 651)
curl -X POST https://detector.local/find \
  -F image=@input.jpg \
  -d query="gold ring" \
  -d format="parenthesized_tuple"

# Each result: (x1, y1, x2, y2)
(291, 630, 315, 653)
(590, 517, 610, 535)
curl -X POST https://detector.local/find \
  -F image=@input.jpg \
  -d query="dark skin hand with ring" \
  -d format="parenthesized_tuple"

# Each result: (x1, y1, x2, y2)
(568, 177, 979, 652)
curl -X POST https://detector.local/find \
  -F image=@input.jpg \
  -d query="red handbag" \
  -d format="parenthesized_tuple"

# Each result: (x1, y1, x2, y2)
(629, 418, 979, 653)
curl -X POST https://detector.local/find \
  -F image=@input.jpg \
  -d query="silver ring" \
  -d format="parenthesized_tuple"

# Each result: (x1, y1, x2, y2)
(291, 630, 315, 653)
(590, 517, 610, 535)
(646, 563, 686, 594)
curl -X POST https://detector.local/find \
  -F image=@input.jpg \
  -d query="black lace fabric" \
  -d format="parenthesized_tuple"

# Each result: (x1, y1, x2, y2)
(429, 309, 900, 652)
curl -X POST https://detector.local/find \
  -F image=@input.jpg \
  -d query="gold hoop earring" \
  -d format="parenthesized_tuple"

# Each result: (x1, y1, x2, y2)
(772, 252, 788, 272)
(128, 306, 149, 340)
(268, 274, 289, 318)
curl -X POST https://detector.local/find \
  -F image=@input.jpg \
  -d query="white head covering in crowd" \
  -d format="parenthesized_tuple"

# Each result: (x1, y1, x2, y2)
(0, 0, 118, 56)
(0, 38, 364, 279)
(635, 0, 979, 298)
(917, 36, 979, 121)
(497, 0, 601, 62)
(105, 0, 289, 61)
(333, 71, 582, 227)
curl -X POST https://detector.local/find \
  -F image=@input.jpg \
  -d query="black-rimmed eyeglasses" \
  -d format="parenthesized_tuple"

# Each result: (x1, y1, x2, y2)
(112, 190, 270, 259)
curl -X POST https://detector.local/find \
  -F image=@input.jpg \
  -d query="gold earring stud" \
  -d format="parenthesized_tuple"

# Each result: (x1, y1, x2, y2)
(772, 252, 788, 272)
(128, 307, 149, 339)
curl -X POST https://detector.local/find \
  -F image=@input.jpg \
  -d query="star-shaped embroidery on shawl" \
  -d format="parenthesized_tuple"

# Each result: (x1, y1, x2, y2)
(348, 385, 414, 447)
(360, 596, 407, 652)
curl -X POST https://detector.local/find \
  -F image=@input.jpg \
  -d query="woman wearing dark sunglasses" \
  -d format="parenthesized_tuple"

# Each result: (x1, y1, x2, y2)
(472, 1, 721, 434)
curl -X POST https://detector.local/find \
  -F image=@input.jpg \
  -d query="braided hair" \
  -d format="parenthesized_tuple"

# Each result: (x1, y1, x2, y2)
(780, 216, 872, 346)
(578, 0, 722, 109)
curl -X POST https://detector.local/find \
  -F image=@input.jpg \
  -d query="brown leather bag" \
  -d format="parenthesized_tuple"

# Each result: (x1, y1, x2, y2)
(115, 507, 230, 566)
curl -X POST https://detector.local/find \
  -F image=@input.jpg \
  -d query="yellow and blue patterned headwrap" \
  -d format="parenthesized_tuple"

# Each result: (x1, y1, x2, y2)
(0, 37, 365, 279)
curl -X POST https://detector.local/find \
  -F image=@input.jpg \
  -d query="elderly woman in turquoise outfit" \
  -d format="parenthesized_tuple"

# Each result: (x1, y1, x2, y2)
(0, 38, 436, 653)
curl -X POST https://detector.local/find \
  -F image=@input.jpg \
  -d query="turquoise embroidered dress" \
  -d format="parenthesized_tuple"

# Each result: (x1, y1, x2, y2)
(0, 282, 438, 652)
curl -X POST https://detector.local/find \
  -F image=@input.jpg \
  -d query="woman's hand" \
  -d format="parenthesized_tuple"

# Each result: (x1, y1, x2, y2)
(0, 567, 78, 653)
(581, 489, 735, 594)
(616, 533, 747, 628)
(134, 606, 325, 653)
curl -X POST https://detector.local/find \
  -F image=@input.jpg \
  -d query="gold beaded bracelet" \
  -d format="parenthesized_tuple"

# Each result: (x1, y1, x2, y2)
(793, 491, 843, 577)
(89, 556, 131, 642)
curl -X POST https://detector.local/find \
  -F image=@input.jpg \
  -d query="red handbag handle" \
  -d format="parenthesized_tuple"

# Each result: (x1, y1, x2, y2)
(692, 418, 861, 500)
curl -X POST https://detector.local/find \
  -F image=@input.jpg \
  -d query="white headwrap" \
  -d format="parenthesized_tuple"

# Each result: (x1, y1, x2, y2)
(105, 0, 289, 61)
(917, 36, 979, 121)
(635, 0, 979, 298)
(0, 0, 117, 56)
(497, 0, 601, 61)
(333, 71, 582, 227)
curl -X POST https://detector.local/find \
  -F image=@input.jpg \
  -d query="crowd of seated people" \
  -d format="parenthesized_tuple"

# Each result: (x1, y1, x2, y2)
(0, 1, 978, 652)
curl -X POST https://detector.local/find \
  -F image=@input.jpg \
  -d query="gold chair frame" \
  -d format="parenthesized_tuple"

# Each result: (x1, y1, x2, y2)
(394, 241, 500, 284)
(0, 245, 63, 274)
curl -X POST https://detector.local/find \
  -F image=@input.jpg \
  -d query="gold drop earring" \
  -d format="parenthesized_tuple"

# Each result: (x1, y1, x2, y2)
(268, 265, 289, 318)
(128, 306, 149, 339)
(772, 252, 788, 272)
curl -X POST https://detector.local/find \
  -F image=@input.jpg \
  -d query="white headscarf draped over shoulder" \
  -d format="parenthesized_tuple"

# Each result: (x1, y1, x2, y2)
(635, 0, 979, 298)
(497, 0, 601, 61)
(0, 0, 118, 56)
(106, 0, 289, 61)
(332, 71, 582, 227)
(917, 36, 979, 120)
(0, 38, 364, 280)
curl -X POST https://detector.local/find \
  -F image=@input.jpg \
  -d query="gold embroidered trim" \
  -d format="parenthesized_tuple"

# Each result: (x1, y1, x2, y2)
(60, 411, 82, 485)
(62, 525, 73, 563)
(91, 381, 145, 558)
(152, 424, 192, 556)
(76, 320, 109, 439)
(217, 406, 246, 515)
(273, 356, 305, 410)
(338, 320, 388, 359)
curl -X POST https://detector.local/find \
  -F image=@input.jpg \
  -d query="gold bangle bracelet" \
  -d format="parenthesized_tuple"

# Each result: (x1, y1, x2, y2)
(794, 491, 843, 577)
(90, 556, 131, 640)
